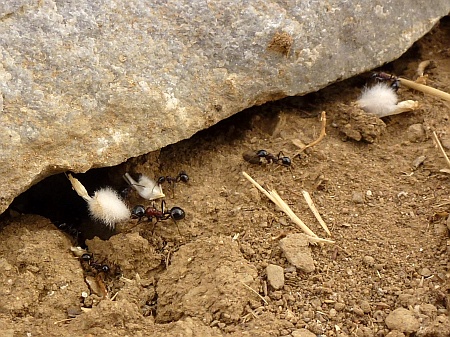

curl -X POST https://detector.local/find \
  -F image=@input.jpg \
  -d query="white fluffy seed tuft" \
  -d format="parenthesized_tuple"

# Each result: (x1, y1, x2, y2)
(87, 187, 131, 229)
(123, 173, 165, 200)
(357, 83, 398, 117)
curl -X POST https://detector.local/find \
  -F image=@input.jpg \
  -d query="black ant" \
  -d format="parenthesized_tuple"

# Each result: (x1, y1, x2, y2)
(243, 150, 292, 166)
(155, 171, 189, 197)
(54, 221, 82, 244)
(80, 253, 110, 274)
(131, 201, 185, 222)
(131, 200, 185, 235)
(371, 72, 400, 91)
(157, 171, 189, 185)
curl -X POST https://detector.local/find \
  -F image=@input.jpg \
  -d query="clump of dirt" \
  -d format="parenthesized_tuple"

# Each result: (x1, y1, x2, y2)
(0, 16, 450, 337)
(156, 236, 259, 325)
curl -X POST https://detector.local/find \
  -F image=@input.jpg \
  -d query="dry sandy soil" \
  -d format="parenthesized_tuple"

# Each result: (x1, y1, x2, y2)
(1, 16, 450, 337)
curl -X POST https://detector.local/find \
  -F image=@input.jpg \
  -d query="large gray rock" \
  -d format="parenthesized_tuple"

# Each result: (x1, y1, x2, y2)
(1, 1, 449, 213)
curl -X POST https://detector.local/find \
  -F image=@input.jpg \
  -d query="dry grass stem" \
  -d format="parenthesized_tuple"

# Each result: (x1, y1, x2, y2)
(416, 60, 431, 77)
(400, 77, 450, 102)
(294, 111, 327, 154)
(67, 173, 92, 202)
(240, 281, 268, 305)
(392, 100, 420, 115)
(54, 318, 73, 325)
(302, 190, 331, 236)
(242, 171, 335, 244)
(432, 131, 450, 171)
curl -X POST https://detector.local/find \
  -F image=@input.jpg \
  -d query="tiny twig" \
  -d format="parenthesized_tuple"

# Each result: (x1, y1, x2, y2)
(240, 281, 268, 305)
(432, 131, 450, 170)
(416, 60, 431, 77)
(54, 318, 73, 325)
(294, 111, 327, 155)
(400, 78, 450, 102)
(302, 190, 331, 236)
(110, 291, 119, 301)
(242, 172, 335, 244)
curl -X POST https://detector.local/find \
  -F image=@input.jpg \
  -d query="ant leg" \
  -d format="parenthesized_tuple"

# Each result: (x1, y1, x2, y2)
(171, 181, 176, 198)
(150, 219, 157, 235)
(173, 219, 183, 237)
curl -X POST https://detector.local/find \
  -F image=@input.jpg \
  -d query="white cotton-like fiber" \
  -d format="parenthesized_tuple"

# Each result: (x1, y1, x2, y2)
(357, 83, 398, 117)
(123, 173, 165, 200)
(88, 187, 131, 229)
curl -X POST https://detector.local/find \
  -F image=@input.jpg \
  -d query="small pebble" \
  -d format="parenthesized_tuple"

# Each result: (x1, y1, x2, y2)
(385, 331, 406, 337)
(67, 306, 82, 318)
(352, 305, 364, 316)
(419, 267, 432, 277)
(412, 155, 426, 169)
(352, 191, 365, 204)
(419, 303, 437, 318)
(363, 256, 375, 267)
(360, 300, 371, 313)
(433, 223, 448, 237)
(291, 328, 317, 337)
(374, 263, 385, 271)
(266, 264, 285, 290)
(407, 123, 426, 142)
(335, 302, 346, 311)
(385, 308, 420, 334)
(279, 234, 315, 273)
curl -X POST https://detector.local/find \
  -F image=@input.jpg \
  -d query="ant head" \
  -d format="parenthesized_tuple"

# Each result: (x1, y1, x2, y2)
(170, 207, 185, 221)
(280, 157, 292, 166)
(131, 205, 145, 219)
(80, 253, 92, 262)
(157, 176, 166, 184)
(178, 171, 189, 183)
(256, 150, 268, 158)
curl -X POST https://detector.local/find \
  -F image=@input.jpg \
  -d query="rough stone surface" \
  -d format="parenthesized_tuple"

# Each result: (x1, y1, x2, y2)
(1, 1, 450, 213)
(279, 233, 315, 272)
(385, 308, 420, 334)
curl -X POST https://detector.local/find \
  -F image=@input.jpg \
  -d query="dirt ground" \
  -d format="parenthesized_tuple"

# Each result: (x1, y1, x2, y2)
(1, 17, 450, 337)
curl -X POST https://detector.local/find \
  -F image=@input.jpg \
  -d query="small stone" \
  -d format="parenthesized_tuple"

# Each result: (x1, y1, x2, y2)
(419, 303, 437, 318)
(434, 223, 448, 237)
(292, 328, 317, 337)
(374, 263, 385, 271)
(412, 155, 426, 169)
(67, 306, 82, 318)
(397, 294, 416, 307)
(279, 234, 315, 273)
(353, 305, 364, 316)
(352, 191, 365, 204)
(335, 302, 346, 311)
(385, 308, 420, 334)
(441, 137, 450, 150)
(419, 267, 432, 277)
(360, 300, 371, 313)
(385, 331, 405, 337)
(407, 123, 426, 142)
(266, 264, 285, 290)
(329, 308, 337, 317)
(363, 256, 375, 267)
